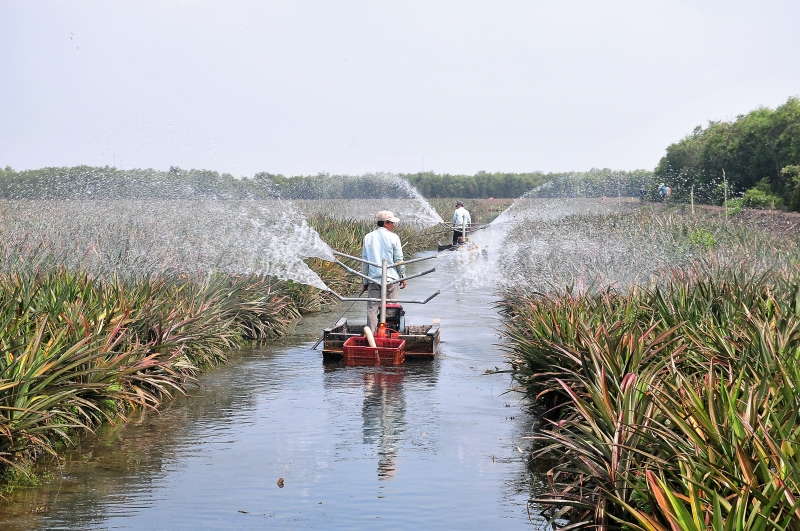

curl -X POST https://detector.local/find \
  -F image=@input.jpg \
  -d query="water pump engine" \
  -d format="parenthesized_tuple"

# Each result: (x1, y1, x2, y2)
(385, 303, 405, 334)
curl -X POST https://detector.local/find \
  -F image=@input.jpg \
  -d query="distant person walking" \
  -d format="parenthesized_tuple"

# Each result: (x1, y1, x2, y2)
(452, 201, 472, 245)
(361, 211, 406, 332)
(659, 183, 672, 202)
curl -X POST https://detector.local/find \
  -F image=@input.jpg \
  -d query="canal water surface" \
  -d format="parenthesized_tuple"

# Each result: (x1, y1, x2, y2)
(1, 253, 540, 530)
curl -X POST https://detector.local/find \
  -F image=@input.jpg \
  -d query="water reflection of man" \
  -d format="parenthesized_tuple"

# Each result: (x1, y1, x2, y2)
(361, 211, 407, 332)
(362, 371, 405, 480)
(452, 201, 471, 245)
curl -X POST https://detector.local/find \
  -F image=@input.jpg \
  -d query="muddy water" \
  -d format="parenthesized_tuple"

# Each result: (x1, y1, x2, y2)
(0, 254, 541, 530)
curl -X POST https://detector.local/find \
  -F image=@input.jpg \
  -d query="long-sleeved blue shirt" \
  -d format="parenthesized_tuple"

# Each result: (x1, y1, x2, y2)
(362, 227, 406, 281)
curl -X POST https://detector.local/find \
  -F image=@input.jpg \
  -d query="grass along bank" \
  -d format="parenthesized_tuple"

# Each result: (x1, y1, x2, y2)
(501, 207, 800, 530)
(0, 271, 303, 488)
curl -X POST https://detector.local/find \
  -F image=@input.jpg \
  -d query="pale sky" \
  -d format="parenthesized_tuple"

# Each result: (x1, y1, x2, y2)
(2, 0, 798, 177)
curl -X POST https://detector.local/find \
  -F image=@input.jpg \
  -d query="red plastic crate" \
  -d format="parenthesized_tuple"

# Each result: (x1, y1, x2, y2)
(342, 336, 406, 366)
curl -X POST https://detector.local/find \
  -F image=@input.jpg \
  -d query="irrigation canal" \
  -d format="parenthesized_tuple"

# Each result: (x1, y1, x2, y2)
(1, 252, 541, 530)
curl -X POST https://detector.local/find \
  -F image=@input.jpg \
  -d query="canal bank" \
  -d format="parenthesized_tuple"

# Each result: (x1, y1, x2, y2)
(0, 253, 540, 530)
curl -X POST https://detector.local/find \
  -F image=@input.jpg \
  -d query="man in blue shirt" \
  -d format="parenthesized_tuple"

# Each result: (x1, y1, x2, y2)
(362, 211, 407, 332)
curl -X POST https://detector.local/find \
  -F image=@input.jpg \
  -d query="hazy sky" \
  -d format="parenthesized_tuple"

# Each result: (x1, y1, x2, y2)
(2, 0, 799, 177)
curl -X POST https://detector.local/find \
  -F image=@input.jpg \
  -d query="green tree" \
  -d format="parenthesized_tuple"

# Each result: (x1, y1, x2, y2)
(655, 97, 800, 211)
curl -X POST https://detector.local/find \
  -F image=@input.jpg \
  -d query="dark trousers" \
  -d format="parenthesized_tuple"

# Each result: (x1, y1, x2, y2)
(452, 230, 464, 245)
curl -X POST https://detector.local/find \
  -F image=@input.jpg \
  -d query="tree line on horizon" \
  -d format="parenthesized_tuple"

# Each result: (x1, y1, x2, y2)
(1, 96, 797, 208)
(0, 165, 656, 201)
(261, 169, 654, 199)
(402, 169, 656, 199)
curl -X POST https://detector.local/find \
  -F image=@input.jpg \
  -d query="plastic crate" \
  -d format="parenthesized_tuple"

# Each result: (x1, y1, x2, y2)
(342, 336, 406, 366)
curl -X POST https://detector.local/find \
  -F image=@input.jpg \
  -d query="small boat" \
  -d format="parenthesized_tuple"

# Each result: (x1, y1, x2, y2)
(437, 241, 480, 252)
(322, 304, 440, 361)
(437, 221, 487, 252)
(317, 251, 441, 365)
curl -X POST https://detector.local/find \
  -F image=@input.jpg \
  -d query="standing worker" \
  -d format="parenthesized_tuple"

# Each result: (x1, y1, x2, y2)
(452, 201, 472, 245)
(362, 211, 407, 332)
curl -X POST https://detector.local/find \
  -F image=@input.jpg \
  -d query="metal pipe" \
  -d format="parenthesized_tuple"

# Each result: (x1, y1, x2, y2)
(331, 250, 379, 267)
(380, 259, 388, 325)
(333, 259, 380, 285)
(334, 249, 435, 269)
(418, 290, 441, 304)
(388, 267, 435, 285)
(391, 255, 437, 267)
(331, 290, 441, 304)
(441, 222, 487, 232)
(419, 229, 452, 236)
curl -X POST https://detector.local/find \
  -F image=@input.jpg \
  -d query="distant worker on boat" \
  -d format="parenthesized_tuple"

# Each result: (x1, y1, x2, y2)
(452, 201, 472, 245)
(362, 211, 407, 332)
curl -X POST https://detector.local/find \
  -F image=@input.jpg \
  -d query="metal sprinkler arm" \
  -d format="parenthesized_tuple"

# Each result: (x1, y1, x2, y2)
(332, 250, 436, 269)
(388, 267, 436, 285)
(441, 221, 487, 232)
(332, 258, 381, 285)
(414, 290, 441, 304)
(327, 249, 440, 310)
(331, 250, 380, 268)
(421, 229, 454, 236)
(327, 291, 441, 304)
(390, 255, 437, 267)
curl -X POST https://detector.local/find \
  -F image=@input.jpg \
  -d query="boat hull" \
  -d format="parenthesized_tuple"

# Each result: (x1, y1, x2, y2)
(438, 241, 480, 252)
(322, 318, 440, 361)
